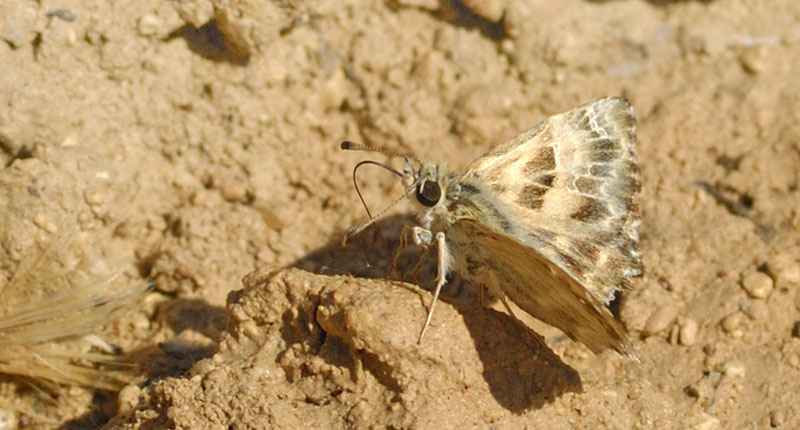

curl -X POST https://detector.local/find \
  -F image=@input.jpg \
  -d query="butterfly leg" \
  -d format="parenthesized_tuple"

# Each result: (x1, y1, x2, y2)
(387, 224, 415, 280)
(476, 284, 514, 318)
(408, 244, 431, 284)
(416, 229, 450, 344)
(499, 294, 519, 320)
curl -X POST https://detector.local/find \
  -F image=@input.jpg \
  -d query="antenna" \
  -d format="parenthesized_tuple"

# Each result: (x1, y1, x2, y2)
(341, 141, 411, 246)
(342, 192, 407, 246)
(340, 140, 419, 162)
(351, 160, 402, 220)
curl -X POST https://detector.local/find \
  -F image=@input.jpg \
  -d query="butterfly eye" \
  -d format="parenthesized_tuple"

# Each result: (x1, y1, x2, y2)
(416, 180, 442, 207)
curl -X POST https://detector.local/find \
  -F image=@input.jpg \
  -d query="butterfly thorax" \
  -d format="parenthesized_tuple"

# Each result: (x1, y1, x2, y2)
(405, 160, 518, 238)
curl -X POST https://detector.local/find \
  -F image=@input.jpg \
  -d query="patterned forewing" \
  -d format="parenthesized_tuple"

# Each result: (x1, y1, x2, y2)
(449, 218, 634, 356)
(464, 97, 642, 304)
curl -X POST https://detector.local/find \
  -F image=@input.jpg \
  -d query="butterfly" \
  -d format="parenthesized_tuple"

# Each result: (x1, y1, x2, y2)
(342, 97, 642, 357)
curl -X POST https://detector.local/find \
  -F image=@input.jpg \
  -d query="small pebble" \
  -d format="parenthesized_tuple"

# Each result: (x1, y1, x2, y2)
(258, 205, 286, 231)
(460, 0, 507, 22)
(131, 313, 151, 331)
(767, 254, 800, 286)
(33, 213, 58, 233)
(117, 385, 141, 414)
(627, 386, 642, 400)
(741, 271, 774, 299)
(137, 14, 161, 37)
(691, 412, 721, 430)
(147, 215, 167, 231)
(720, 312, 746, 338)
(679, 318, 699, 346)
(78, 210, 93, 223)
(320, 72, 349, 110)
(172, 0, 215, 27)
(769, 409, 784, 427)
(241, 320, 261, 339)
(228, 304, 250, 323)
(46, 8, 76, 22)
(643, 304, 679, 336)
(717, 360, 745, 378)
(83, 187, 107, 205)
(66, 29, 77, 45)
(669, 324, 680, 344)
(739, 45, 767, 74)
(220, 179, 248, 202)
(787, 353, 800, 369)
(500, 39, 515, 55)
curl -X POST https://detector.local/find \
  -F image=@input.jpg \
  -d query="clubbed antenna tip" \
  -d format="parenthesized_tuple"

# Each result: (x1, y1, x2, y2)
(341, 140, 358, 150)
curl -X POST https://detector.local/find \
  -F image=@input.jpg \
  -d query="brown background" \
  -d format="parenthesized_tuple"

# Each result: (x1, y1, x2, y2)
(1, 0, 799, 428)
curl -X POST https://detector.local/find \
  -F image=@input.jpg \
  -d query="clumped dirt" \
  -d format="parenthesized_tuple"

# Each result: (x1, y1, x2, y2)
(1, 0, 800, 429)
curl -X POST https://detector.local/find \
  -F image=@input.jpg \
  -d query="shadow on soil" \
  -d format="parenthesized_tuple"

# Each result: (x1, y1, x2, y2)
(290, 213, 583, 413)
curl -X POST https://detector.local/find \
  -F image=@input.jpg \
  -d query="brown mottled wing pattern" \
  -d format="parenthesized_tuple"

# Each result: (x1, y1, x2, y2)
(464, 97, 642, 305)
(450, 218, 634, 356)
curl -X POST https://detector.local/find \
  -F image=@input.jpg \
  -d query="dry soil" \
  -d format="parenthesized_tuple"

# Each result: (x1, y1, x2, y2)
(1, 0, 800, 429)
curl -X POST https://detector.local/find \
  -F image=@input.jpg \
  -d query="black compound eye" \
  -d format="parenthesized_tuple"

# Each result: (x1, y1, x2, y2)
(416, 180, 442, 207)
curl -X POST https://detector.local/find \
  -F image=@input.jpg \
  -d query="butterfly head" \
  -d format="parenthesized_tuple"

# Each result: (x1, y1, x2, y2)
(402, 158, 446, 209)
(340, 141, 449, 244)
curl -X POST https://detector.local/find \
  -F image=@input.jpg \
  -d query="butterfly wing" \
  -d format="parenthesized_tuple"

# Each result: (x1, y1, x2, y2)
(464, 97, 642, 305)
(447, 217, 635, 356)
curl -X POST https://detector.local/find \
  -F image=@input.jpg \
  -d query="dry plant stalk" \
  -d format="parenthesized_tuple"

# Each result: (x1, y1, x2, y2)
(0, 223, 145, 391)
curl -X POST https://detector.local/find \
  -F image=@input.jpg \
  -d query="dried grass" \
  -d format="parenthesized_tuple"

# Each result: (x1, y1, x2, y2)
(0, 223, 146, 391)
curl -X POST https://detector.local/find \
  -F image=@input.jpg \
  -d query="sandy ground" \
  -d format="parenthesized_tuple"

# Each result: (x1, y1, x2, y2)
(1, 0, 800, 428)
